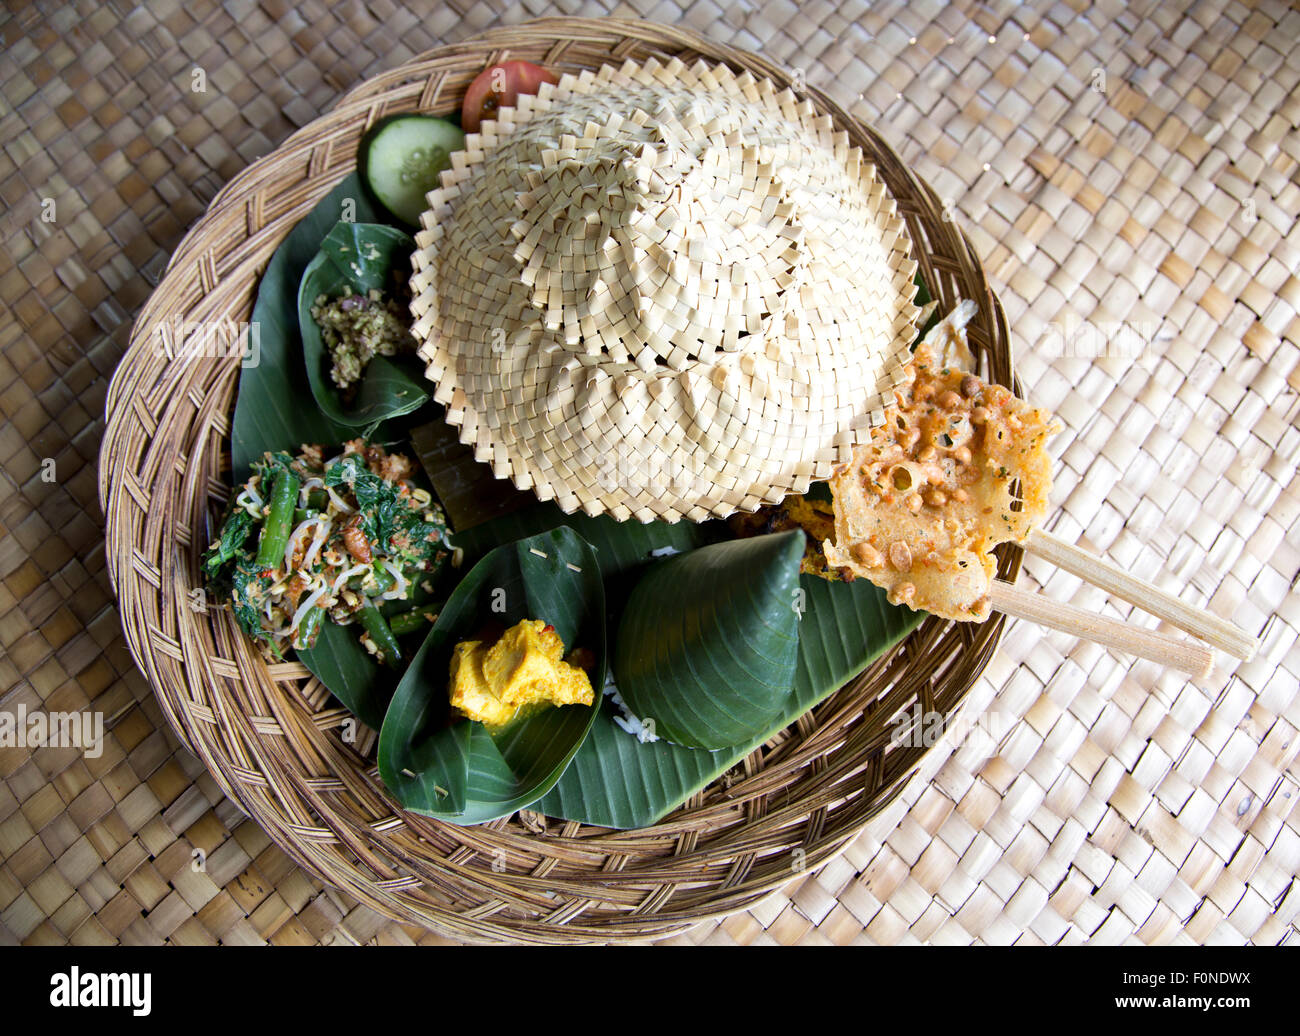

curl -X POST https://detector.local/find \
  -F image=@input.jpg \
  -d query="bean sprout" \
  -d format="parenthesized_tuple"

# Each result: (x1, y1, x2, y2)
(283, 516, 326, 573)
(289, 584, 328, 635)
(331, 563, 368, 594)
(301, 518, 332, 571)
(299, 477, 324, 503)
(324, 484, 355, 514)
(236, 484, 264, 517)
(379, 559, 409, 601)
(441, 530, 464, 568)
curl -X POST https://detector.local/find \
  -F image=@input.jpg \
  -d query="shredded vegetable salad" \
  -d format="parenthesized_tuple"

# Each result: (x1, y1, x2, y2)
(202, 440, 450, 662)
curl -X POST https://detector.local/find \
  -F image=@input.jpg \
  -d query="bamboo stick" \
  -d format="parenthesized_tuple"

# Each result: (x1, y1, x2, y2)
(1026, 528, 1257, 661)
(988, 580, 1215, 679)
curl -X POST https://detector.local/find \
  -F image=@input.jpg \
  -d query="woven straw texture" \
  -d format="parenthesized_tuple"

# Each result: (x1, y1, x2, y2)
(409, 55, 920, 523)
(2, 0, 1298, 946)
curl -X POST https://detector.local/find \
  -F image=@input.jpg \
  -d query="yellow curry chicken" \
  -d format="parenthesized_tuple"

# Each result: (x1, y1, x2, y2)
(449, 619, 594, 727)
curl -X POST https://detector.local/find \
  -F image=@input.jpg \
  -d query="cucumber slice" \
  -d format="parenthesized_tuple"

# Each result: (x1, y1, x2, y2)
(360, 115, 465, 227)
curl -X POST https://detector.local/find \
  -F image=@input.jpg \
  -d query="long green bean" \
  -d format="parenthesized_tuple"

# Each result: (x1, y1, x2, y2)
(349, 565, 396, 593)
(388, 605, 439, 637)
(294, 605, 325, 649)
(255, 470, 300, 568)
(358, 604, 402, 667)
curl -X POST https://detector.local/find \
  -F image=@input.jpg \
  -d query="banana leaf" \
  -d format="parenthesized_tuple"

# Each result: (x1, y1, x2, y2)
(408, 415, 533, 533)
(445, 501, 922, 828)
(297, 221, 429, 429)
(615, 530, 805, 749)
(229, 175, 423, 729)
(538, 572, 923, 828)
(297, 621, 394, 733)
(377, 527, 606, 820)
(231, 173, 382, 474)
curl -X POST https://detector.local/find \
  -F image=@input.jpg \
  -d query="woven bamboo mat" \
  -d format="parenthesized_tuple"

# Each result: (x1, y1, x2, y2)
(1, 0, 1297, 946)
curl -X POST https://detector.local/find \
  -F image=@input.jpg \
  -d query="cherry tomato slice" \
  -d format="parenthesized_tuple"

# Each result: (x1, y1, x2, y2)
(462, 60, 558, 133)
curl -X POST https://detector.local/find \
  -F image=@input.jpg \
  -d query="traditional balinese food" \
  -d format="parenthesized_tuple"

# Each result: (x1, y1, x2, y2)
(202, 441, 450, 658)
(823, 302, 1062, 620)
(726, 494, 851, 581)
(449, 619, 595, 726)
(310, 287, 415, 390)
(187, 45, 1240, 834)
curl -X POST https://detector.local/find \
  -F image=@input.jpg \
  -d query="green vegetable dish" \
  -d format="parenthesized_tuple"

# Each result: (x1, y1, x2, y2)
(202, 441, 450, 662)
(207, 58, 929, 829)
(312, 288, 415, 391)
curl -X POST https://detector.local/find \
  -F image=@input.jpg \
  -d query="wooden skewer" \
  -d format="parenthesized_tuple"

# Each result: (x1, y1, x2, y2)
(988, 580, 1216, 679)
(1025, 528, 1258, 661)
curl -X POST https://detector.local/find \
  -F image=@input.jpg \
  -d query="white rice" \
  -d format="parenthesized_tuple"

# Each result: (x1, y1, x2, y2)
(602, 667, 659, 743)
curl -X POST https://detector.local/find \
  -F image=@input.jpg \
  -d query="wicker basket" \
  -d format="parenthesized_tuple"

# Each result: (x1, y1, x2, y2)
(98, 17, 1022, 944)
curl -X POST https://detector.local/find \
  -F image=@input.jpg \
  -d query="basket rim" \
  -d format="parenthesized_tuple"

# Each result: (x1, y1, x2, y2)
(97, 15, 1022, 944)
